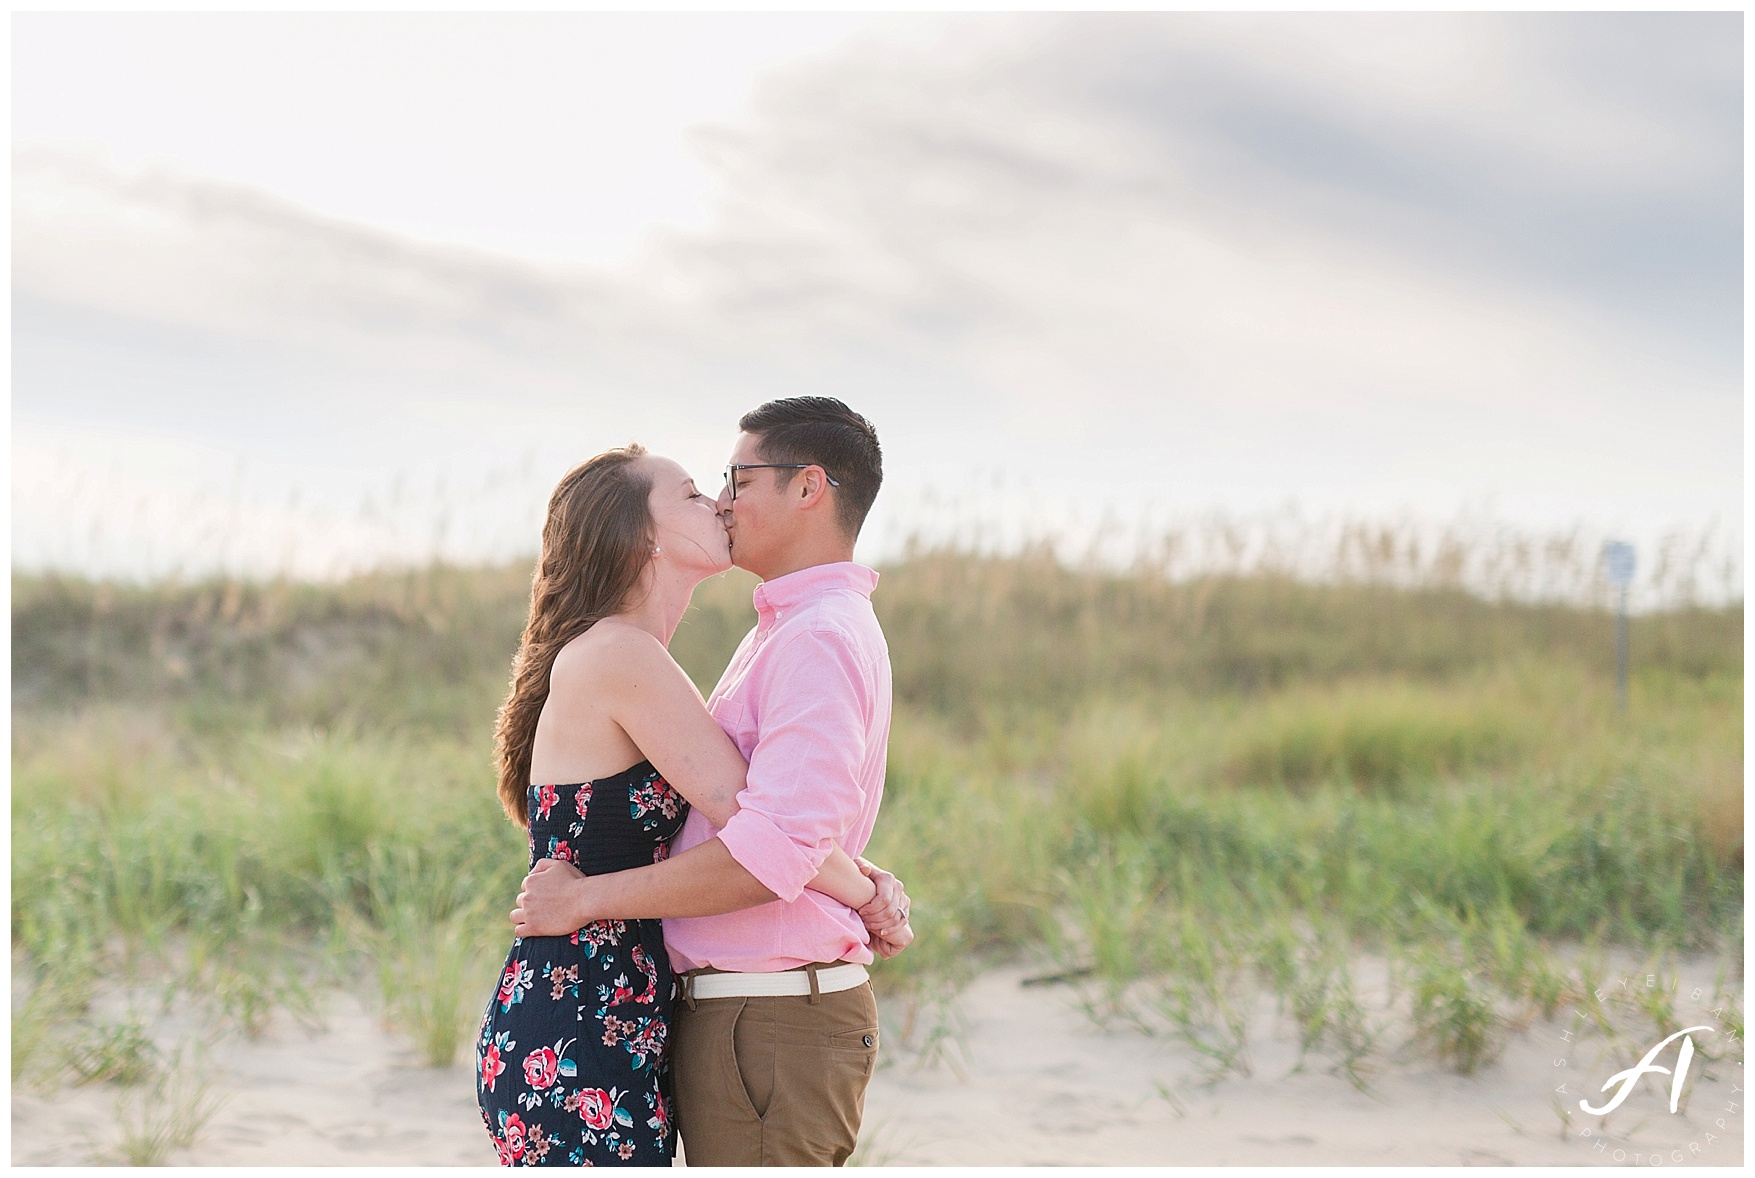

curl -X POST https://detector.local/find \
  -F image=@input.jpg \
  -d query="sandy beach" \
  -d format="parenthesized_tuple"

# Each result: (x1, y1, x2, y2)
(13, 951, 1742, 1167)
(856, 962, 1743, 1167)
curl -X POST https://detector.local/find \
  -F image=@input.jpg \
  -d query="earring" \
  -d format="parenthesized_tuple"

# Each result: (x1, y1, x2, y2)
(652, 546, 662, 555)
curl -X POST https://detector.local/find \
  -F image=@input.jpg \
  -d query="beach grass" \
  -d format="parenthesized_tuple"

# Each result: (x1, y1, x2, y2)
(11, 541, 1742, 1117)
(104, 1041, 229, 1166)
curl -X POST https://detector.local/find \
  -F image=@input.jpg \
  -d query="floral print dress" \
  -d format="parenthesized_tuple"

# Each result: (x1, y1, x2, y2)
(477, 761, 689, 1166)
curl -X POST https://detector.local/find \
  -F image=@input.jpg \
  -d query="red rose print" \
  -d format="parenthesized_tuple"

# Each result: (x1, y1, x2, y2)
(480, 1044, 505, 1092)
(498, 959, 533, 1009)
(523, 1046, 560, 1089)
(632, 945, 658, 1004)
(503, 1113, 527, 1161)
(579, 1088, 614, 1131)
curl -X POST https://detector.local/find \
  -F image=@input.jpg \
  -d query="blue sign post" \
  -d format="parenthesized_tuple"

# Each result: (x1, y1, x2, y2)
(1602, 541, 1636, 710)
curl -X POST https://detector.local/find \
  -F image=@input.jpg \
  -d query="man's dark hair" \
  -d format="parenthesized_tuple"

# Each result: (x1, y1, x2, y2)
(739, 396, 883, 538)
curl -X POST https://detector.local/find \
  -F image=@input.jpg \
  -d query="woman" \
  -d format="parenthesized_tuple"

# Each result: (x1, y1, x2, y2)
(475, 445, 911, 1167)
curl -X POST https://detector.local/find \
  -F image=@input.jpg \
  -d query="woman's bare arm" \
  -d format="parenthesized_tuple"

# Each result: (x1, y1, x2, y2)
(570, 624, 876, 910)
(514, 840, 915, 948)
(805, 846, 877, 910)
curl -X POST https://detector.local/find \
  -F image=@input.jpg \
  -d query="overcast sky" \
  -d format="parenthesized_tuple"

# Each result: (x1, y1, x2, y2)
(12, 12, 1743, 587)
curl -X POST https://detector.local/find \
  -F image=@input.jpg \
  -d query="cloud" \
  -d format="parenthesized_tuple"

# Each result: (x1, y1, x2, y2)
(13, 145, 638, 369)
(11, 12, 1742, 577)
(671, 11, 1738, 367)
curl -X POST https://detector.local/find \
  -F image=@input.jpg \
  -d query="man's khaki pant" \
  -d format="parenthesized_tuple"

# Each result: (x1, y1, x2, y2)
(671, 982, 879, 1166)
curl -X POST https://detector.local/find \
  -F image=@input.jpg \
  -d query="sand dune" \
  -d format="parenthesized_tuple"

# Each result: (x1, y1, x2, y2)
(13, 955, 1742, 1166)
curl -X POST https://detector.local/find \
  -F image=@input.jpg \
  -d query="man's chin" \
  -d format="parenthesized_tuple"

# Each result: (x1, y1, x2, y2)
(722, 535, 760, 574)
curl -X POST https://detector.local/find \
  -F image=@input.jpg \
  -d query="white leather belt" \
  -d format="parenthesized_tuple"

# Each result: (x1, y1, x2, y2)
(684, 963, 868, 1001)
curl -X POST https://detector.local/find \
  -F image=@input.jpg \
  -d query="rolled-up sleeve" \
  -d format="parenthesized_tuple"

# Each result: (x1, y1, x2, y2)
(715, 628, 869, 902)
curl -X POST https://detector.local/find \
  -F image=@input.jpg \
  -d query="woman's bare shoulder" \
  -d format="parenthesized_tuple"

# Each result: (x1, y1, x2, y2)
(549, 619, 670, 691)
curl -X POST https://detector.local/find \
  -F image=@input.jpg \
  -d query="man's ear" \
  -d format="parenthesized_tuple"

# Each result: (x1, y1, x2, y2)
(797, 468, 830, 505)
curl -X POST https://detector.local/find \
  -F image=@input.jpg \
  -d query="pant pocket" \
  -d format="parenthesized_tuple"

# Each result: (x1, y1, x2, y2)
(760, 1040, 875, 1165)
(828, 1026, 879, 1052)
(727, 1000, 772, 1121)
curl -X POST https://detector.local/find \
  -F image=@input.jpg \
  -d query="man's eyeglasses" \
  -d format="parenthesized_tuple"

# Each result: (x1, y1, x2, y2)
(722, 464, 840, 502)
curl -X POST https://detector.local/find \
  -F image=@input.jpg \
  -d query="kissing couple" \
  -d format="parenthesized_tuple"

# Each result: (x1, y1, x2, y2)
(476, 396, 914, 1167)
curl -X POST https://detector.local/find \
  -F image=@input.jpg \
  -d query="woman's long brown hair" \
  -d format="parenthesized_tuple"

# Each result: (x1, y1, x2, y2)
(494, 445, 654, 827)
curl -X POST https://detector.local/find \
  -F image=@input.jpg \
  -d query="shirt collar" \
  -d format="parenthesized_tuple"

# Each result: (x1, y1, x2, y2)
(752, 561, 879, 620)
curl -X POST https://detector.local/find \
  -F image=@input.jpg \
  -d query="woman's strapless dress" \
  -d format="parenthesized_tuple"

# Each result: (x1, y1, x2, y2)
(476, 761, 689, 1166)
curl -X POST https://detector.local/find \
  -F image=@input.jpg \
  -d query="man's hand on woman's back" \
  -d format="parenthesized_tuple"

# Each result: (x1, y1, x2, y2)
(511, 857, 589, 938)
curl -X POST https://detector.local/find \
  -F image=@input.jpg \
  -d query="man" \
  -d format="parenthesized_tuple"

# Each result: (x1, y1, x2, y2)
(514, 396, 903, 1166)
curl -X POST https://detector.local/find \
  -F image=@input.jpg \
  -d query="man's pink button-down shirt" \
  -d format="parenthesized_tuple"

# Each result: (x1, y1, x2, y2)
(663, 561, 892, 973)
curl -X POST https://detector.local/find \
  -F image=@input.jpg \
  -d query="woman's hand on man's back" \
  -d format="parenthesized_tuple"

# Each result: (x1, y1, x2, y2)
(855, 857, 914, 958)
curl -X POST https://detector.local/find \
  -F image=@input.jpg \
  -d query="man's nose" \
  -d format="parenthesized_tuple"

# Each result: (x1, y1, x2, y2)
(715, 483, 733, 515)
